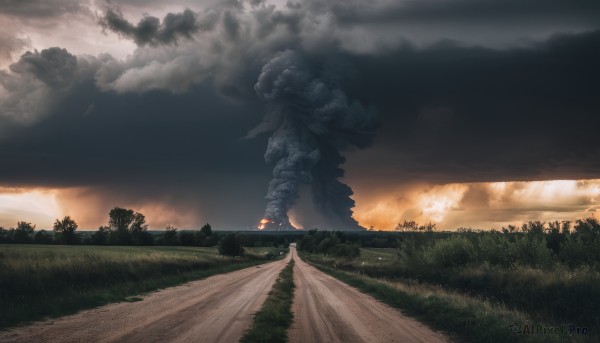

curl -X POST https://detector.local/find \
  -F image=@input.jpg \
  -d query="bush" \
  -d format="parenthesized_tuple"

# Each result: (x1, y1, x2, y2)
(330, 244, 360, 259)
(424, 236, 476, 268)
(510, 235, 553, 268)
(477, 234, 512, 267)
(34, 230, 53, 244)
(219, 234, 244, 257)
(163, 226, 179, 246)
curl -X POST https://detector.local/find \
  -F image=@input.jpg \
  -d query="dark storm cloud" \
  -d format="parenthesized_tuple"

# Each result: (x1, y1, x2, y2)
(0, 70, 271, 228)
(0, 47, 100, 129)
(1, 1, 600, 229)
(326, 0, 600, 25)
(10, 48, 77, 88)
(100, 8, 203, 46)
(342, 30, 600, 185)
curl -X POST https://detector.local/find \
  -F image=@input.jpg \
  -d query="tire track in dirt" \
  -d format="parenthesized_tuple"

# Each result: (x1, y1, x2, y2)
(288, 247, 449, 343)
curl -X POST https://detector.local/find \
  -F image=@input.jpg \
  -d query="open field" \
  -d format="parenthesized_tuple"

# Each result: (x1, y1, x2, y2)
(0, 244, 273, 328)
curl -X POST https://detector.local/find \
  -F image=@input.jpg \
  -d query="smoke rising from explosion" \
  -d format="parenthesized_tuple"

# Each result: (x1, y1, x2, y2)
(254, 50, 377, 230)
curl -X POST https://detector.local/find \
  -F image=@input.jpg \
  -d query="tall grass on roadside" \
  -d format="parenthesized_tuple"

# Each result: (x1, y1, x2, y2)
(300, 232, 600, 335)
(305, 257, 588, 343)
(322, 253, 600, 333)
(0, 245, 273, 329)
(241, 259, 295, 343)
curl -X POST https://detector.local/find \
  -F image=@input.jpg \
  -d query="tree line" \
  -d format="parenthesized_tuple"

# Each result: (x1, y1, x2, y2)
(0, 207, 214, 247)
(297, 218, 600, 269)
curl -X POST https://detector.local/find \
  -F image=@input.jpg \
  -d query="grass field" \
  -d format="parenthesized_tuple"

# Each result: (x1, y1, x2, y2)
(358, 247, 398, 262)
(245, 246, 290, 259)
(0, 244, 273, 329)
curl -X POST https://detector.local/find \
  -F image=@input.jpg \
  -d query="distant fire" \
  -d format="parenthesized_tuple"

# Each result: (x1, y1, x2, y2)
(258, 218, 272, 230)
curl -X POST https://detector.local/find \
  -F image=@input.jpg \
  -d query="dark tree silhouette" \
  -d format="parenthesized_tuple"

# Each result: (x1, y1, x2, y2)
(200, 223, 212, 236)
(34, 229, 53, 244)
(90, 226, 110, 245)
(106, 207, 153, 245)
(53, 216, 79, 244)
(13, 222, 35, 243)
(163, 225, 179, 245)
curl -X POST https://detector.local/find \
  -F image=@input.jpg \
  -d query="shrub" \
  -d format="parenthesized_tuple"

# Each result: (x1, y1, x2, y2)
(510, 235, 553, 268)
(330, 244, 360, 259)
(424, 236, 476, 268)
(477, 234, 512, 267)
(34, 230, 53, 244)
(219, 234, 244, 257)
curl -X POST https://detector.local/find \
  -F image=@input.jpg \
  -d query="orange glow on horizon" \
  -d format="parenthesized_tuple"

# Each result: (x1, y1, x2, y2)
(352, 179, 600, 231)
(0, 187, 62, 228)
(0, 186, 204, 229)
(2, 179, 600, 231)
(288, 213, 303, 229)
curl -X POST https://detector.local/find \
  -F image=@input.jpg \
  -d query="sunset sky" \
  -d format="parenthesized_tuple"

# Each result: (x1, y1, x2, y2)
(1, 0, 599, 230)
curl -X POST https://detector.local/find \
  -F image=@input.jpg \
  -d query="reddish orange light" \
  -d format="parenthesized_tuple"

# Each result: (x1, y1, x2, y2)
(258, 218, 272, 230)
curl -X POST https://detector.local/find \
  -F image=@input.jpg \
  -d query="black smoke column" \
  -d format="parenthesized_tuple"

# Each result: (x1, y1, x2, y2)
(254, 50, 377, 230)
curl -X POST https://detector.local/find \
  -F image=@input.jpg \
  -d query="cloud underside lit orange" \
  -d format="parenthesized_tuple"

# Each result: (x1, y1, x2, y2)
(352, 179, 600, 230)
(0, 179, 599, 230)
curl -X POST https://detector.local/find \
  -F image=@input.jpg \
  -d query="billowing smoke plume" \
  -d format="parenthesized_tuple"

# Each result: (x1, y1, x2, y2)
(254, 50, 377, 230)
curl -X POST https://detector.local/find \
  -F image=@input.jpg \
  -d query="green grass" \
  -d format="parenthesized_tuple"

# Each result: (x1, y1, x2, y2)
(241, 258, 295, 343)
(360, 247, 398, 259)
(245, 246, 290, 259)
(0, 244, 273, 329)
(358, 247, 398, 263)
(312, 247, 600, 335)
(302, 253, 591, 343)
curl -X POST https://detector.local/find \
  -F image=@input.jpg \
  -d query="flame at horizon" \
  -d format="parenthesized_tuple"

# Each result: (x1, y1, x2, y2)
(258, 218, 272, 230)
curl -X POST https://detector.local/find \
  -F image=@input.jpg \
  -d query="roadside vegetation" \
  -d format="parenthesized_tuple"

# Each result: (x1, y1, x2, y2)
(307, 261, 576, 343)
(0, 245, 278, 329)
(241, 258, 295, 343)
(298, 219, 600, 341)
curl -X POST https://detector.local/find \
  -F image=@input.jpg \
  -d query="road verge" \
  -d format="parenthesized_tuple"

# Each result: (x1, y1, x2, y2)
(302, 255, 582, 343)
(241, 258, 295, 343)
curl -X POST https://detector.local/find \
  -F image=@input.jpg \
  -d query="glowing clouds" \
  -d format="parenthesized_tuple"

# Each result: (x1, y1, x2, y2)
(0, 186, 206, 229)
(0, 188, 61, 227)
(419, 185, 467, 223)
(352, 180, 600, 230)
(352, 183, 467, 230)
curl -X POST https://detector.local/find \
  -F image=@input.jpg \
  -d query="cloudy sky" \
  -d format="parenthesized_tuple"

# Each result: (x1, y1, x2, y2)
(0, 0, 599, 230)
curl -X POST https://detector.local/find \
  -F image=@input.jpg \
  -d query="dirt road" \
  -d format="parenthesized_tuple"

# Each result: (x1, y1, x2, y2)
(2, 246, 448, 343)
(289, 247, 449, 343)
(0, 255, 290, 343)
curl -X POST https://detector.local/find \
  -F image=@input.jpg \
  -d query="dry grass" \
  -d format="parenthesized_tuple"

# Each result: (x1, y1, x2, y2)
(0, 244, 269, 328)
